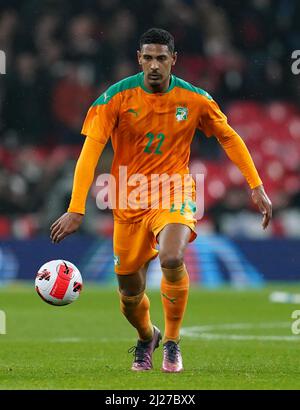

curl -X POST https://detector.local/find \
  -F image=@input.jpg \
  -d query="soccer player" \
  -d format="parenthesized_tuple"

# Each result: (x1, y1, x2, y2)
(50, 28, 272, 373)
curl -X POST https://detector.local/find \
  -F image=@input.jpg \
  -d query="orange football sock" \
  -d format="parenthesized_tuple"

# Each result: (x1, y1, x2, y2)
(119, 292, 154, 342)
(161, 265, 189, 343)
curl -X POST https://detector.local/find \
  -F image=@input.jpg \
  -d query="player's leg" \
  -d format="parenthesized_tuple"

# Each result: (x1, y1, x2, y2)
(117, 263, 161, 371)
(157, 223, 192, 372)
(117, 262, 153, 342)
(114, 220, 161, 370)
(158, 223, 190, 342)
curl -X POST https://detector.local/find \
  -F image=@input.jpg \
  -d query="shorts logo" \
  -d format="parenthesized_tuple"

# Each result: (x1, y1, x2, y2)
(176, 107, 188, 121)
(114, 255, 120, 266)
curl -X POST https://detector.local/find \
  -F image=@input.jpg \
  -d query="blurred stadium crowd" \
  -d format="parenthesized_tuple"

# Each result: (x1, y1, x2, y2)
(0, 0, 299, 239)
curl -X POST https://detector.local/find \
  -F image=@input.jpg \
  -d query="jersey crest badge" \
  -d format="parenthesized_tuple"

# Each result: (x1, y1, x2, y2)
(176, 107, 188, 121)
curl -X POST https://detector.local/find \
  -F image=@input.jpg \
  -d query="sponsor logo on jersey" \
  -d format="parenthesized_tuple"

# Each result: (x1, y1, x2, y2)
(127, 108, 140, 117)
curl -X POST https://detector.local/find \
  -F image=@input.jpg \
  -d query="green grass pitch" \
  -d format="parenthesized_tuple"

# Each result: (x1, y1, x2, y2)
(0, 283, 300, 390)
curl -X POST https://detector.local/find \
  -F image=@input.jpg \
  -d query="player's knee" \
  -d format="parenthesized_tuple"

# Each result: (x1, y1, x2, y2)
(159, 251, 183, 269)
(119, 290, 144, 307)
(117, 271, 146, 298)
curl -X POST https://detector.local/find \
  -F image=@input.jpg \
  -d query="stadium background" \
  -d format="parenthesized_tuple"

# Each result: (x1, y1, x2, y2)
(0, 0, 299, 288)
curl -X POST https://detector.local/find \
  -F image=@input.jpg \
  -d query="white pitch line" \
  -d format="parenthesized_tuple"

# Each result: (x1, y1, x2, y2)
(182, 322, 290, 332)
(189, 333, 299, 342)
(181, 322, 299, 342)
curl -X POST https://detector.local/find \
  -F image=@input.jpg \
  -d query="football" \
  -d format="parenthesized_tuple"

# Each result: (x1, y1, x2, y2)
(35, 260, 83, 306)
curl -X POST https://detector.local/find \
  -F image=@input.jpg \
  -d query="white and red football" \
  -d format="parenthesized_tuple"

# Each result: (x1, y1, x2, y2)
(35, 260, 83, 306)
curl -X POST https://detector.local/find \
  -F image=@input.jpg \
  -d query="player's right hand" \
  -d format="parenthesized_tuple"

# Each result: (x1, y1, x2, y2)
(50, 212, 83, 244)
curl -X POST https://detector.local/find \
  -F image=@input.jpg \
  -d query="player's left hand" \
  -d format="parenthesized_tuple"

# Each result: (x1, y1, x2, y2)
(251, 184, 272, 230)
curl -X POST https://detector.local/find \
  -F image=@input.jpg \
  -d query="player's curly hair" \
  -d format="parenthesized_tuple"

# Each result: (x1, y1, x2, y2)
(139, 28, 175, 53)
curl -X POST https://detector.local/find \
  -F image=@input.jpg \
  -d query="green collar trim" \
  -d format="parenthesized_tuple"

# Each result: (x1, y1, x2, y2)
(139, 72, 175, 94)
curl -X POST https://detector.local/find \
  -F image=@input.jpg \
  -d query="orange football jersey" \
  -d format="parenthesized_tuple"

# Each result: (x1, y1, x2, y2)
(81, 72, 259, 222)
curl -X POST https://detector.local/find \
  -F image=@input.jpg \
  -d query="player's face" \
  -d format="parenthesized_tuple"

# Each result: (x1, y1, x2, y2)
(138, 44, 177, 91)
